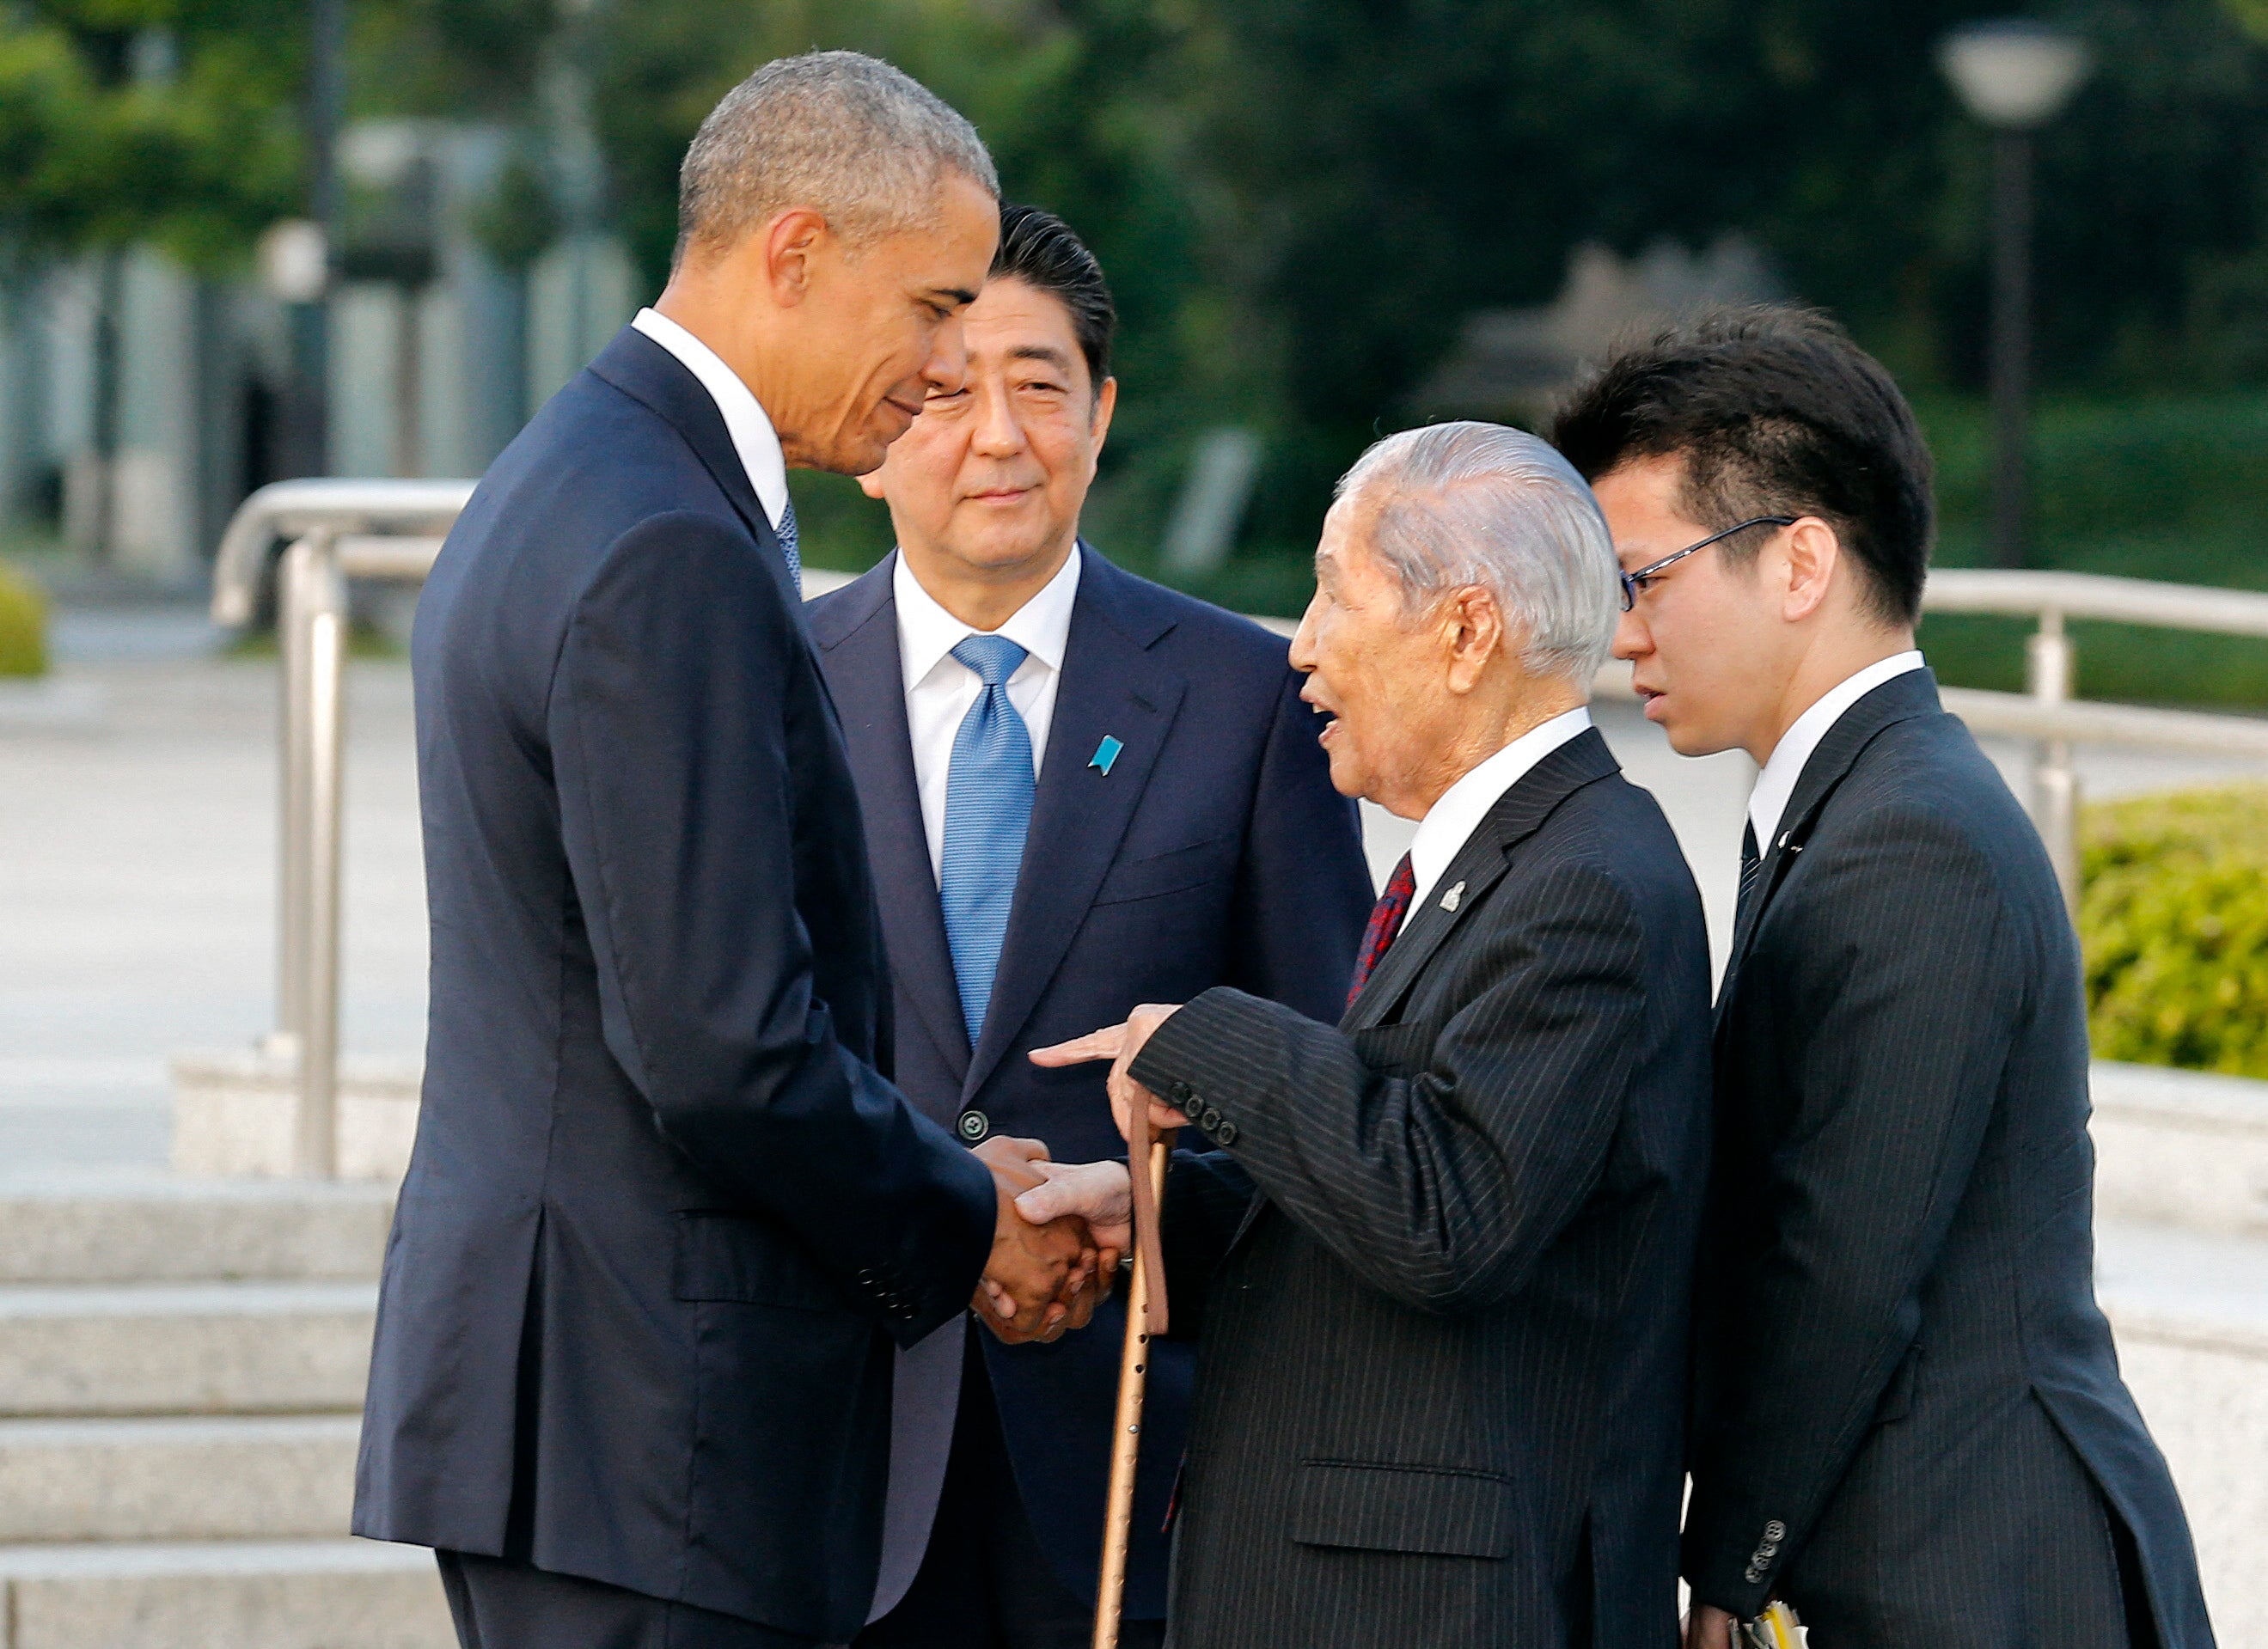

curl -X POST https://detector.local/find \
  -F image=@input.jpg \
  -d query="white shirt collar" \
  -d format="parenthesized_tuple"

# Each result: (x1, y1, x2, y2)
(630, 307, 791, 533)
(892, 543, 1082, 691)
(1403, 705, 1593, 924)
(1747, 651, 1926, 852)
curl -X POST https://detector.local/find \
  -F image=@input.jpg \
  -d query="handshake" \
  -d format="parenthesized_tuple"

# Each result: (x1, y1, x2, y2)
(966, 1005, 1186, 1345)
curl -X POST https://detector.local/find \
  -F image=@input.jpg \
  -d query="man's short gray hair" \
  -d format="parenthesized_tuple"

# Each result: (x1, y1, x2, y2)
(678, 51, 999, 260)
(1336, 422, 1621, 684)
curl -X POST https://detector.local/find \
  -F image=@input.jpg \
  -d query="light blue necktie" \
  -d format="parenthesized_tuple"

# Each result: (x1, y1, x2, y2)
(774, 495, 802, 595)
(938, 635, 1035, 1045)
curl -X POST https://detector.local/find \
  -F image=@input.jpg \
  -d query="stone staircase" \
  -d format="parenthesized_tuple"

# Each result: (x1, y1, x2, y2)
(0, 1173, 449, 1648)
(0, 1060, 2259, 1646)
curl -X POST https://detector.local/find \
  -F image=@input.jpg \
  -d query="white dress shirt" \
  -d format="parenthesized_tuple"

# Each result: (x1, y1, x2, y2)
(1747, 650, 1926, 852)
(1400, 705, 1594, 931)
(630, 307, 791, 534)
(894, 546, 1083, 881)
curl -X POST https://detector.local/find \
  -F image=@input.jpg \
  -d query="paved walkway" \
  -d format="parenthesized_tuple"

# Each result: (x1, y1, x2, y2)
(6, 603, 2265, 1170)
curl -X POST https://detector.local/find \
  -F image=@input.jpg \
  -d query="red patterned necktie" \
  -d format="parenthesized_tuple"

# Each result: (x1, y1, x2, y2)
(1347, 852, 1417, 1009)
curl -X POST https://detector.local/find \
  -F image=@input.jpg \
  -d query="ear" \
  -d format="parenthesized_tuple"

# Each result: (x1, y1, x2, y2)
(1779, 516, 1843, 624)
(1441, 586, 1506, 695)
(1088, 375, 1119, 451)
(759, 207, 829, 308)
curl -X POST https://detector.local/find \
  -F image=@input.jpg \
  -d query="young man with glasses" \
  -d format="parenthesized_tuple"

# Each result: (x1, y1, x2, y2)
(1554, 307, 2212, 1649)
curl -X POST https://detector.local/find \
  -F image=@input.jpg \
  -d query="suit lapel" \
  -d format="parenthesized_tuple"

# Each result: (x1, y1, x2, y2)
(1715, 669, 1947, 1022)
(809, 559, 971, 1098)
(587, 327, 800, 617)
(963, 553, 1186, 1100)
(1345, 729, 1622, 1031)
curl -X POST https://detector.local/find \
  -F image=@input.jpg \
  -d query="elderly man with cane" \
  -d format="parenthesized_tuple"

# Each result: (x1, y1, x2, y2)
(1022, 422, 1716, 1649)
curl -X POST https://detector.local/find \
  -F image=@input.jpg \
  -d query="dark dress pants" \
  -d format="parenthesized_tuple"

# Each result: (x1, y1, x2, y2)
(856, 1329, 1165, 1649)
(437, 1550, 829, 1649)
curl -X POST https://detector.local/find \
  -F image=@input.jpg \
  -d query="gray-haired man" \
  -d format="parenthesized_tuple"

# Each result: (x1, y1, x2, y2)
(1022, 423, 1716, 1647)
(355, 52, 1104, 1649)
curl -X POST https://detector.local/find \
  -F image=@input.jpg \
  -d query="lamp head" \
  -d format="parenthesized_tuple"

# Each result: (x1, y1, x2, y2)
(1939, 20, 2092, 130)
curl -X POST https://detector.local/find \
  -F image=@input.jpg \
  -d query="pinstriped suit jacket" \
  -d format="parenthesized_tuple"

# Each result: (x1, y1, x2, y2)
(1127, 729, 1714, 1649)
(1685, 669, 2213, 1647)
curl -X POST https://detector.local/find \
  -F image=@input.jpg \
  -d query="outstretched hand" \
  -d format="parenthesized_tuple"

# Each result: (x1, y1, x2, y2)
(969, 1135, 1116, 1345)
(1015, 1157, 1132, 1252)
(1029, 1004, 1187, 1145)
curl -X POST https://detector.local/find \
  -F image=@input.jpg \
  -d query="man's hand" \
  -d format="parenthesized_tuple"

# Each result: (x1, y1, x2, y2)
(969, 1136, 1110, 1345)
(1684, 1603, 1738, 1649)
(1015, 1157, 1132, 1253)
(1029, 1004, 1186, 1145)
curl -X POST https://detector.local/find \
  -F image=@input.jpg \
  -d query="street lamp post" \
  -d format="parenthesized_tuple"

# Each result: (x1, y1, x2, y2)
(1939, 21, 2092, 571)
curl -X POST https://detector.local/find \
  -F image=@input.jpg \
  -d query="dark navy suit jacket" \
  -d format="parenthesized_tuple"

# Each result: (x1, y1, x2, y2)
(808, 550, 1374, 1617)
(354, 327, 998, 1643)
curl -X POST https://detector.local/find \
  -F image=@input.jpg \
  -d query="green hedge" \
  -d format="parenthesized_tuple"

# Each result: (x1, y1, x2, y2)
(2082, 785, 2268, 1075)
(0, 562, 46, 678)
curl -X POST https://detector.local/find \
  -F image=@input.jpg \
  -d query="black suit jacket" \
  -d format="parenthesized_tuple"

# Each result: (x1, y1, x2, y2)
(807, 550, 1372, 1617)
(1686, 669, 2214, 1647)
(1126, 730, 1715, 1649)
(353, 327, 997, 1641)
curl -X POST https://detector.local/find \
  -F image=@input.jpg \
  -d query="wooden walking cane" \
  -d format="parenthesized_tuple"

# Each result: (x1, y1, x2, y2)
(1092, 1103, 1173, 1649)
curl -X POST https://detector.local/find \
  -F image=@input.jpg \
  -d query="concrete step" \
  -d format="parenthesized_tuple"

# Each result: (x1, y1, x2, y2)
(2091, 1060, 2268, 1239)
(0, 1416, 358, 1542)
(0, 1538, 451, 1649)
(0, 1173, 392, 1284)
(2097, 1219, 2268, 1644)
(0, 1283, 375, 1416)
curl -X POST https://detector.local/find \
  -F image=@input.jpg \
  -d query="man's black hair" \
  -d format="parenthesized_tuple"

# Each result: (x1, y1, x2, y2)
(1550, 305, 1934, 626)
(992, 203, 1116, 393)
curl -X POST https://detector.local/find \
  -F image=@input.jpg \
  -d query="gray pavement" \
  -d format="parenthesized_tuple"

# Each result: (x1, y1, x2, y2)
(8, 604, 2266, 1172)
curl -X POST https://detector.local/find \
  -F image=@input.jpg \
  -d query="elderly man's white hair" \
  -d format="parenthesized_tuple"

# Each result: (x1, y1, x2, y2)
(1336, 421, 1621, 684)
(678, 51, 999, 260)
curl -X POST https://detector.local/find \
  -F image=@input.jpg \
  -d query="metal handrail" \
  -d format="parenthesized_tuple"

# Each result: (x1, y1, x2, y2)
(211, 479, 471, 1177)
(1923, 567, 2268, 638)
(211, 478, 474, 626)
(211, 478, 2268, 1175)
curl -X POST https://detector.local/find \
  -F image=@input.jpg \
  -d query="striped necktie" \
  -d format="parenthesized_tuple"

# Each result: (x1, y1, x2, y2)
(1347, 852, 1417, 1010)
(1736, 821, 1764, 934)
(938, 635, 1035, 1045)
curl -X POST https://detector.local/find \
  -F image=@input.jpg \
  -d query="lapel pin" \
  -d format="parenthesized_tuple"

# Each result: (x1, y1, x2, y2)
(1440, 881, 1464, 912)
(1090, 735, 1124, 776)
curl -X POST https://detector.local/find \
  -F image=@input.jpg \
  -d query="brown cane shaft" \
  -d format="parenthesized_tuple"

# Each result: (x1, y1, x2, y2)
(1092, 1135, 1171, 1649)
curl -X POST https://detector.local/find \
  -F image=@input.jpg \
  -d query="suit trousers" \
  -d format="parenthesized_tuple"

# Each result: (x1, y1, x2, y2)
(855, 1328, 1166, 1649)
(437, 1551, 828, 1649)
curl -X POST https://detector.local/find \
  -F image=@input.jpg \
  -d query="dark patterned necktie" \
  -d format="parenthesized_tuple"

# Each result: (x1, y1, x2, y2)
(1736, 821, 1764, 935)
(775, 494, 802, 595)
(1348, 852, 1417, 1010)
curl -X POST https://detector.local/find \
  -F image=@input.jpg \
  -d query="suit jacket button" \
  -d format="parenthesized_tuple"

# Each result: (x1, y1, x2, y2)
(1171, 1082, 1195, 1105)
(1215, 1121, 1238, 1146)
(957, 1110, 990, 1143)
(1200, 1108, 1222, 1133)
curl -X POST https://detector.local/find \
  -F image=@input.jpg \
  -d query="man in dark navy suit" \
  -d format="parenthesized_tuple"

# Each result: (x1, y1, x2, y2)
(808, 205, 1373, 1648)
(356, 57, 1106, 1649)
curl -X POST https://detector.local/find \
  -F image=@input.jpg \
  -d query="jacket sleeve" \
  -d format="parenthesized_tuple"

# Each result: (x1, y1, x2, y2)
(1128, 855, 1648, 1316)
(1225, 666, 1374, 1019)
(548, 510, 996, 1345)
(1154, 1147, 1259, 1341)
(1682, 809, 2020, 1615)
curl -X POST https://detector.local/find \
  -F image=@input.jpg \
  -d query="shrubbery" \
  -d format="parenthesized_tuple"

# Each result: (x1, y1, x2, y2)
(2082, 785, 2268, 1075)
(0, 561, 46, 678)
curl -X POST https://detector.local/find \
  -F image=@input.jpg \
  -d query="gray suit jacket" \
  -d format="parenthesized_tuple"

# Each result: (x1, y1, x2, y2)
(1686, 669, 2213, 1648)
(1127, 730, 1714, 1649)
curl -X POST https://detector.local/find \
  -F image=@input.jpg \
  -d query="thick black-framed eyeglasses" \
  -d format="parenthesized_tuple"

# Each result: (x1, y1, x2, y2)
(1617, 516, 1797, 612)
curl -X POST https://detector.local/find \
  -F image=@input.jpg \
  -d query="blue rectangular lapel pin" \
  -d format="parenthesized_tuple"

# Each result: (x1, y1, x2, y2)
(1090, 735, 1124, 776)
